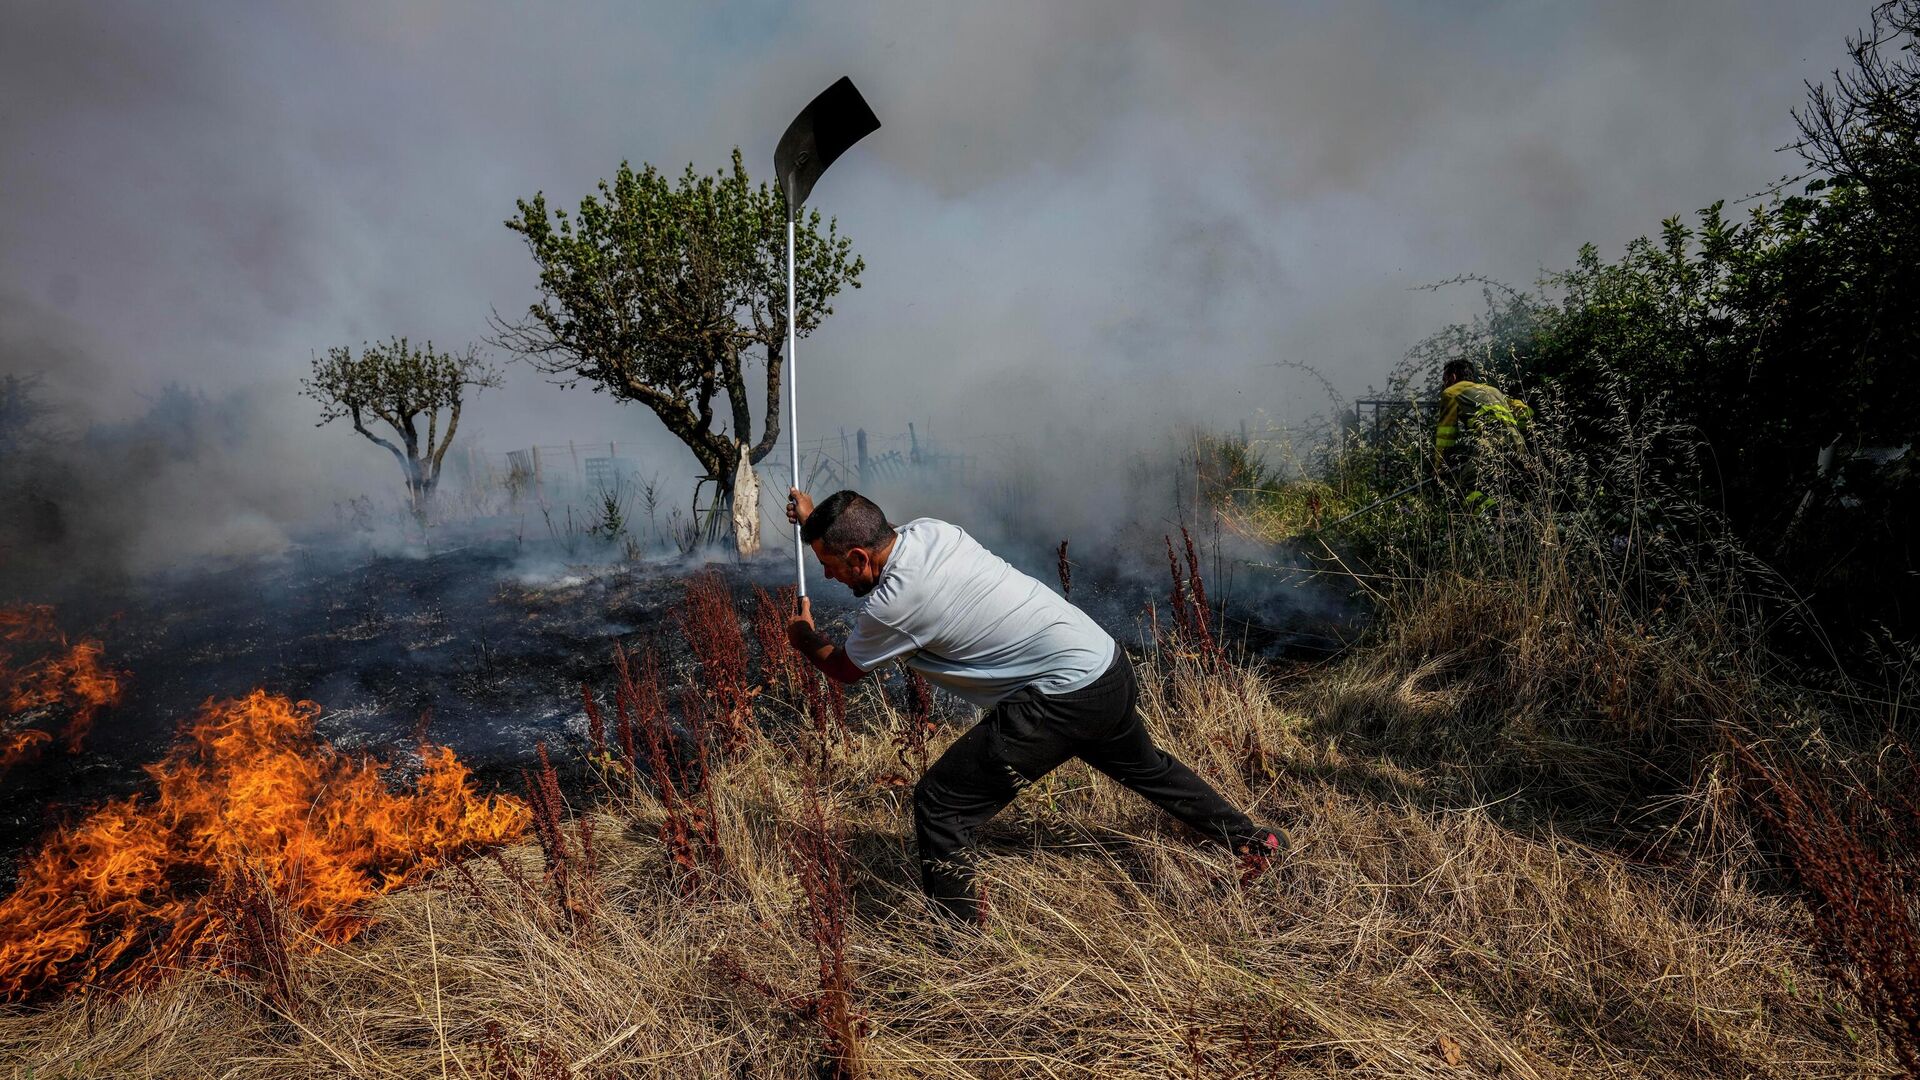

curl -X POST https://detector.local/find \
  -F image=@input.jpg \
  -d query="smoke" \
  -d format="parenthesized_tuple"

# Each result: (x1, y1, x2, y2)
(0, 0, 1869, 587)
(0, 311, 390, 590)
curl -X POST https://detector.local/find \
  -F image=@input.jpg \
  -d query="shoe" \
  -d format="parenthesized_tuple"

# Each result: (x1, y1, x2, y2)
(1235, 829, 1286, 887)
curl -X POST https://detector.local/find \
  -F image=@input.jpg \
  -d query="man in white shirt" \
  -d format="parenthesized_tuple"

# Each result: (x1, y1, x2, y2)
(785, 488, 1282, 925)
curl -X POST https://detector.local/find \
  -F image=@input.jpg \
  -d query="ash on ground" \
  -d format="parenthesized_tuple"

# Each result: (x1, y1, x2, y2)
(0, 526, 1356, 886)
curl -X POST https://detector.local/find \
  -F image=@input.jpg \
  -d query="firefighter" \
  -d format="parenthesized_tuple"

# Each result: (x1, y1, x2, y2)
(1434, 359, 1531, 510)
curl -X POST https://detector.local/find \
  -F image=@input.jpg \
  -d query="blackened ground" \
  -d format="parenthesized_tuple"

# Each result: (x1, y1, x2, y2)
(0, 529, 1356, 887)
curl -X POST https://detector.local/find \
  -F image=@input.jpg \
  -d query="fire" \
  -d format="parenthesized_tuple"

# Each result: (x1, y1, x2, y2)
(0, 689, 529, 1001)
(1, 604, 126, 773)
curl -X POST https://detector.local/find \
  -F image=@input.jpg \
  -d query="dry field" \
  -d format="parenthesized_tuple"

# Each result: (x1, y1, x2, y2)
(0, 570, 1894, 1078)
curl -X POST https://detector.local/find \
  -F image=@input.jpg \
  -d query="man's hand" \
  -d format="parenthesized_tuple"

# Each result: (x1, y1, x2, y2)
(787, 596, 818, 652)
(786, 596, 867, 684)
(787, 488, 815, 528)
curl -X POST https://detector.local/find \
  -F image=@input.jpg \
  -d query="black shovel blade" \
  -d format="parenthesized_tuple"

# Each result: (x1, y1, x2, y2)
(775, 76, 880, 212)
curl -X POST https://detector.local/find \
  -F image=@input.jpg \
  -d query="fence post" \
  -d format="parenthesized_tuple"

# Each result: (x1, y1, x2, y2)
(856, 428, 869, 485)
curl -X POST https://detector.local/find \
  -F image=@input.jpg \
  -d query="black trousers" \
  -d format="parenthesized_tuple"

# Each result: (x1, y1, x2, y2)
(911, 651, 1262, 923)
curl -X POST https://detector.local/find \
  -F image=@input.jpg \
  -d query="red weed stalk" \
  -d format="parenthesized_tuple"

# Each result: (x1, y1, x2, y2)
(825, 675, 848, 742)
(521, 741, 594, 928)
(609, 648, 640, 766)
(1165, 536, 1190, 633)
(580, 686, 607, 759)
(629, 649, 696, 884)
(677, 570, 756, 755)
(801, 669, 831, 749)
(1738, 739, 1920, 1072)
(1163, 530, 1223, 673)
(217, 862, 300, 1014)
(1181, 527, 1214, 648)
(890, 671, 936, 775)
(752, 584, 805, 706)
(789, 748, 864, 1078)
(610, 642, 724, 892)
(521, 742, 569, 872)
(675, 682, 724, 872)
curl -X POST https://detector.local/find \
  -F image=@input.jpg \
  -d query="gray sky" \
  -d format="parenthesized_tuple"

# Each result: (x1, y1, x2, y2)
(0, 1, 1868, 554)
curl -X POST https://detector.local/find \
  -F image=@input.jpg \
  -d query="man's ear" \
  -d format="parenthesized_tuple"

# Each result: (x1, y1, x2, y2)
(844, 546, 871, 573)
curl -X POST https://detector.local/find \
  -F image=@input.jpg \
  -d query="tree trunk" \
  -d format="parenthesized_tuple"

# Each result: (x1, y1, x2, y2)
(406, 455, 433, 521)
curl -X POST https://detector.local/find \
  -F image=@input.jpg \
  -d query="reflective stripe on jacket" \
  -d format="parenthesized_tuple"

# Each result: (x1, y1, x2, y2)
(1435, 381, 1530, 456)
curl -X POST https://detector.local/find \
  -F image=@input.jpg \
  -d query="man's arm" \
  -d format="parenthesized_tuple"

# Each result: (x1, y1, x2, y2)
(787, 597, 868, 684)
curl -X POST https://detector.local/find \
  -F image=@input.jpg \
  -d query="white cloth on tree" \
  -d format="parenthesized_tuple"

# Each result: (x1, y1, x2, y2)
(731, 440, 761, 557)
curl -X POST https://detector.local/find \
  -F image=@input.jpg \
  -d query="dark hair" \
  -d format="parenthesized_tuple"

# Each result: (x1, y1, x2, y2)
(1443, 358, 1476, 384)
(801, 490, 895, 554)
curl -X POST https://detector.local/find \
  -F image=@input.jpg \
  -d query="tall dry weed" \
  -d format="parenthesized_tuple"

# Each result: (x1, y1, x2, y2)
(789, 748, 864, 1077)
(677, 569, 756, 755)
(1739, 738, 1920, 1073)
(605, 642, 726, 892)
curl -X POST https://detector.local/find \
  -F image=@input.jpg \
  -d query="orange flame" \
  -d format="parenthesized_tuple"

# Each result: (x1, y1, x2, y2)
(0, 689, 529, 1000)
(1, 604, 126, 772)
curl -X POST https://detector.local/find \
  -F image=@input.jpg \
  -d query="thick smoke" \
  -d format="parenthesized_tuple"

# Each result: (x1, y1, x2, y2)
(0, 0, 1868, 588)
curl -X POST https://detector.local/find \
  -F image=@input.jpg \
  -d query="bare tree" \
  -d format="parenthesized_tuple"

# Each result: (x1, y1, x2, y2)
(302, 338, 500, 518)
(1793, 0, 1920, 221)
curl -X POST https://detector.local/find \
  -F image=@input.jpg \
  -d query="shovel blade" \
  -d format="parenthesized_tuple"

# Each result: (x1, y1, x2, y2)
(775, 76, 881, 211)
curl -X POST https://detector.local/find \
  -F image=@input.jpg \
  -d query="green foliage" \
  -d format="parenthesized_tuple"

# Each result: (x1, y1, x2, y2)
(302, 337, 499, 515)
(591, 487, 627, 544)
(1360, 7, 1920, 645)
(1190, 429, 1281, 507)
(496, 149, 863, 494)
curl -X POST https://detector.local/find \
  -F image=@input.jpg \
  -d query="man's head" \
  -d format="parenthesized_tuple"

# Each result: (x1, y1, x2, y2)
(1443, 359, 1476, 387)
(801, 490, 896, 597)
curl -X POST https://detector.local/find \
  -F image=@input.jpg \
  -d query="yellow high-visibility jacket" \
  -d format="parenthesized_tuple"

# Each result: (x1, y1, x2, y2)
(1435, 380, 1531, 460)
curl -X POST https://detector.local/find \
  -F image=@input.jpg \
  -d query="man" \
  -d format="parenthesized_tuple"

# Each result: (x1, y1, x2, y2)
(1434, 359, 1532, 510)
(784, 488, 1282, 926)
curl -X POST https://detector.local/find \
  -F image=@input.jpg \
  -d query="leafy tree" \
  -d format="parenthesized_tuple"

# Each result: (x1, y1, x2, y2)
(302, 338, 500, 517)
(493, 149, 863, 548)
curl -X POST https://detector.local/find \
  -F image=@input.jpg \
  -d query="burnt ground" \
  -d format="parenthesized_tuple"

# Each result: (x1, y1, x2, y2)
(0, 527, 1356, 886)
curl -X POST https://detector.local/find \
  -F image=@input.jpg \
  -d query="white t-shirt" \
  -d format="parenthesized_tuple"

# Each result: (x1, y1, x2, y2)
(842, 518, 1116, 708)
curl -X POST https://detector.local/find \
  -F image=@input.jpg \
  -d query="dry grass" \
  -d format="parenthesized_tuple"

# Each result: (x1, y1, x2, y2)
(0, 636, 1893, 1078)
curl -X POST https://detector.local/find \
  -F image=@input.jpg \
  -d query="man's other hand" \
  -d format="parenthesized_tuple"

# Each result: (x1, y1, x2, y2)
(787, 596, 817, 651)
(787, 488, 814, 528)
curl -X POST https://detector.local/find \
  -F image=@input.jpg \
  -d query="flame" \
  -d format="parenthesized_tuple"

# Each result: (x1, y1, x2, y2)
(1, 604, 126, 772)
(0, 689, 529, 1000)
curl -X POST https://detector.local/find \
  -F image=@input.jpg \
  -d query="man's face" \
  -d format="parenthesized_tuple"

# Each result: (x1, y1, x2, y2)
(812, 540, 883, 597)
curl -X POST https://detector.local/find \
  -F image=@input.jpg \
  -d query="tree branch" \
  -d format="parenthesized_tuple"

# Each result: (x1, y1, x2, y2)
(349, 406, 410, 472)
(749, 338, 783, 465)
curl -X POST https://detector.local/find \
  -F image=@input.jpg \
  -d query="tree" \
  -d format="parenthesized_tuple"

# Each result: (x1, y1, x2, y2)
(1793, 0, 1920, 233)
(493, 149, 863, 554)
(302, 338, 500, 518)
